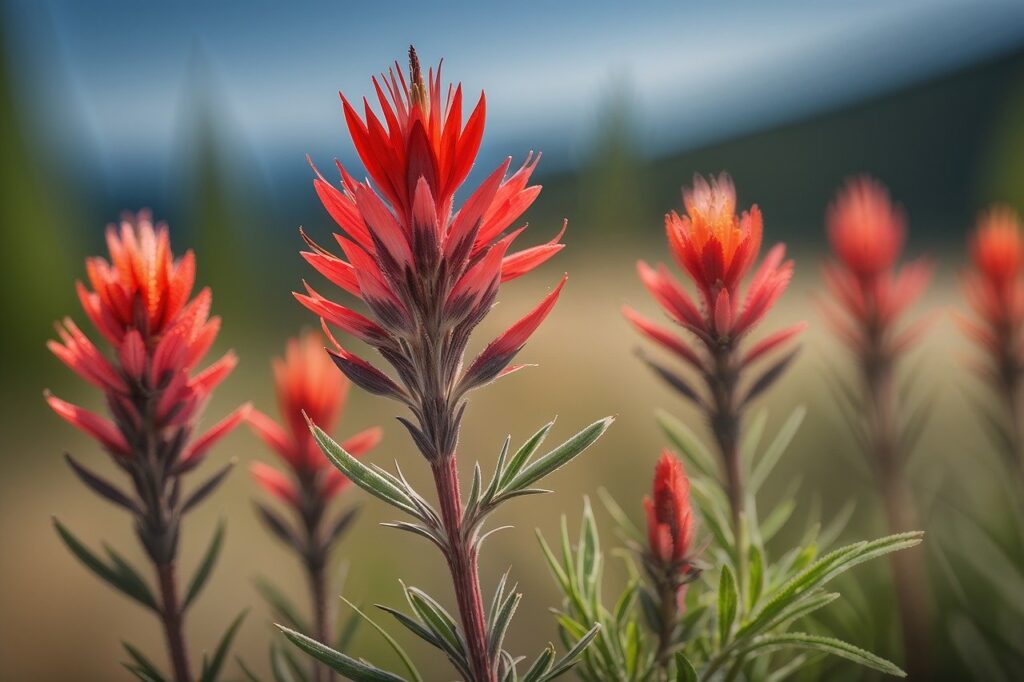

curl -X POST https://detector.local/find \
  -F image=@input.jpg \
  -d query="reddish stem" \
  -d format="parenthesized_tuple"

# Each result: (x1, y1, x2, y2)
(431, 457, 495, 682)
(156, 561, 193, 682)
(863, 328, 932, 680)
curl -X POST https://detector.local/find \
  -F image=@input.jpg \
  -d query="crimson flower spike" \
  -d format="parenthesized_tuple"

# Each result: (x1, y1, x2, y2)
(287, 46, 611, 682)
(624, 173, 804, 530)
(960, 206, 1024, 481)
(46, 212, 250, 682)
(246, 331, 381, 674)
(819, 176, 933, 680)
(643, 450, 701, 668)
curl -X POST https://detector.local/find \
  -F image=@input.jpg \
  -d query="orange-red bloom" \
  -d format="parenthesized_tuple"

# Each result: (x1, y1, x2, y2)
(960, 207, 1024, 393)
(247, 331, 382, 503)
(47, 212, 249, 468)
(822, 177, 932, 357)
(624, 173, 802, 403)
(644, 451, 695, 567)
(299, 47, 565, 460)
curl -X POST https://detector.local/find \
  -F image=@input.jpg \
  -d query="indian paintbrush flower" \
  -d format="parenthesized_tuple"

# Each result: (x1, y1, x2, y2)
(960, 206, 1024, 479)
(820, 176, 932, 679)
(624, 173, 803, 529)
(247, 331, 381, 678)
(284, 46, 611, 682)
(643, 450, 700, 667)
(46, 212, 250, 682)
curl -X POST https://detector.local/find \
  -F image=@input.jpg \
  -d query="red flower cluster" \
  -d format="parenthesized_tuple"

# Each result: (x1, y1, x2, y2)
(47, 213, 249, 473)
(624, 173, 802, 402)
(822, 177, 932, 358)
(298, 47, 565, 460)
(248, 331, 382, 505)
(643, 450, 699, 610)
(962, 207, 1024, 355)
(644, 451, 695, 568)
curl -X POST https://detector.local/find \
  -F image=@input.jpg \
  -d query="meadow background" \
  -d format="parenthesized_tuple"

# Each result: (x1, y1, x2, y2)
(3, 1, 1024, 680)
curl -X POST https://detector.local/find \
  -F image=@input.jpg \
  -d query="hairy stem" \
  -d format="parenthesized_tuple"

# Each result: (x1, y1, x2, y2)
(308, 561, 331, 682)
(863, 330, 931, 680)
(156, 561, 193, 682)
(432, 457, 495, 682)
(653, 579, 678, 677)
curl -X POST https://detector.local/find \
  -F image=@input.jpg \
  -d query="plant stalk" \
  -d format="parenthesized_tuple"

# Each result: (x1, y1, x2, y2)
(432, 456, 495, 682)
(708, 344, 744, 535)
(307, 561, 331, 682)
(156, 560, 193, 682)
(863, 326, 931, 680)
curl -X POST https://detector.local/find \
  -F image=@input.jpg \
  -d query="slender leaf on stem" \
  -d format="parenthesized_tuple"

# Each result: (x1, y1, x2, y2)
(737, 633, 905, 677)
(185, 519, 225, 609)
(183, 460, 236, 513)
(749, 407, 806, 494)
(122, 642, 167, 682)
(656, 411, 719, 481)
(717, 564, 738, 645)
(64, 453, 138, 512)
(309, 419, 420, 517)
(53, 518, 158, 611)
(500, 421, 555, 489)
(278, 625, 407, 682)
(543, 623, 602, 680)
(339, 597, 423, 682)
(255, 577, 308, 632)
(200, 609, 248, 682)
(503, 418, 613, 495)
(675, 651, 698, 682)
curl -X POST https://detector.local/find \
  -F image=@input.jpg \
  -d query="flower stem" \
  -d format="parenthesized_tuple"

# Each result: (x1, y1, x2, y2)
(863, 337, 931, 679)
(156, 561, 193, 682)
(308, 561, 332, 682)
(653, 579, 678, 676)
(431, 457, 495, 682)
(708, 344, 744, 534)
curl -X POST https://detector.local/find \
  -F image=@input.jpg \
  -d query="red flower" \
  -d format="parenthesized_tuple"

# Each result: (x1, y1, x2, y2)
(247, 331, 382, 502)
(644, 450, 695, 568)
(822, 177, 932, 358)
(299, 47, 565, 460)
(960, 207, 1024, 403)
(624, 173, 802, 404)
(47, 212, 249, 469)
(827, 176, 905, 278)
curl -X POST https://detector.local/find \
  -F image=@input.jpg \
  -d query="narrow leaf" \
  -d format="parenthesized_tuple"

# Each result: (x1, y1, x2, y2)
(278, 624, 407, 682)
(717, 564, 738, 645)
(185, 520, 225, 609)
(504, 418, 613, 494)
(53, 519, 158, 611)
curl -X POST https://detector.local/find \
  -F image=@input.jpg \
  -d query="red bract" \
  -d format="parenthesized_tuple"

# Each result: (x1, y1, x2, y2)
(299, 47, 565, 461)
(47, 212, 249, 472)
(960, 207, 1024, 477)
(963, 207, 1024, 338)
(247, 331, 382, 503)
(644, 451, 695, 568)
(821, 177, 932, 358)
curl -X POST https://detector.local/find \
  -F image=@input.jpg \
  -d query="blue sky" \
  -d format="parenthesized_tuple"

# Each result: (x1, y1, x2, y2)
(5, 0, 1024, 193)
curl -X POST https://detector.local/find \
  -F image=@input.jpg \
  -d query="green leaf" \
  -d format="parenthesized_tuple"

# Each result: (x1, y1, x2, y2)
(543, 623, 601, 680)
(405, 586, 467, 659)
(53, 518, 158, 612)
(576, 497, 601, 594)
(185, 519, 225, 609)
(522, 646, 555, 682)
(310, 423, 419, 517)
(255, 577, 309, 632)
(488, 588, 522, 660)
(269, 644, 301, 682)
(122, 642, 167, 682)
(504, 418, 613, 494)
(200, 609, 247, 682)
(500, 421, 555, 489)
(675, 651, 698, 682)
(339, 597, 422, 682)
(236, 656, 261, 682)
(747, 545, 765, 611)
(278, 625, 407, 682)
(739, 633, 905, 677)
(656, 410, 719, 481)
(741, 408, 768, 470)
(717, 564, 738, 645)
(749, 406, 805, 494)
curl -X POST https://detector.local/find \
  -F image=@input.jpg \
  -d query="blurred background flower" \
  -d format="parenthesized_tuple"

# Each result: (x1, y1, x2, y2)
(5, 0, 1024, 679)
